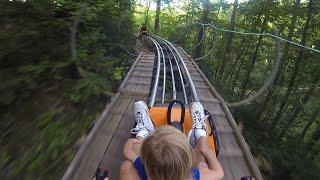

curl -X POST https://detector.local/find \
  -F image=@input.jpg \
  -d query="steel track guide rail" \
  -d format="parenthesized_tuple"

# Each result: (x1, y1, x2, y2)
(143, 36, 161, 107)
(155, 37, 188, 104)
(154, 41, 166, 103)
(153, 35, 199, 102)
(168, 56, 177, 99)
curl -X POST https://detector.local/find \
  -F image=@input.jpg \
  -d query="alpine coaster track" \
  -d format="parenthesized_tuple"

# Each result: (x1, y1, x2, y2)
(63, 35, 263, 180)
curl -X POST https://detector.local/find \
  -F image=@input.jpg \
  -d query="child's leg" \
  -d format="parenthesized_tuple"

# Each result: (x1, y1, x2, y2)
(189, 102, 224, 178)
(194, 137, 224, 178)
(120, 100, 154, 179)
(188, 102, 210, 167)
(194, 137, 210, 169)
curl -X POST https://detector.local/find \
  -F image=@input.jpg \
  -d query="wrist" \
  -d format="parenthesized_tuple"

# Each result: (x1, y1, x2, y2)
(129, 155, 139, 163)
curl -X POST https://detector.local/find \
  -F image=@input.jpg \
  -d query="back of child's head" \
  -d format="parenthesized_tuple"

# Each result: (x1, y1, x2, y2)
(141, 126, 195, 180)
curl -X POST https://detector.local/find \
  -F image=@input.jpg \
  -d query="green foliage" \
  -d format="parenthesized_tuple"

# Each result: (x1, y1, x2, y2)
(0, 0, 135, 178)
(1, 0, 319, 178)
(140, 0, 320, 178)
(69, 71, 110, 103)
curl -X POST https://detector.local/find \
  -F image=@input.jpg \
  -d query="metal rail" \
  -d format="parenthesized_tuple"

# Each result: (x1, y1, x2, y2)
(185, 23, 205, 51)
(155, 41, 166, 103)
(168, 56, 177, 99)
(194, 28, 217, 61)
(155, 37, 188, 104)
(153, 35, 200, 102)
(142, 35, 200, 105)
(143, 36, 161, 107)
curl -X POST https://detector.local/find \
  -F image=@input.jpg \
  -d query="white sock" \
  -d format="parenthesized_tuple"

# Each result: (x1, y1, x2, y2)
(195, 129, 206, 139)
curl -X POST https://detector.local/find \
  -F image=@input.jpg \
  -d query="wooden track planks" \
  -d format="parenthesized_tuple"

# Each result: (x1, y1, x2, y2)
(178, 48, 262, 180)
(64, 49, 262, 180)
(99, 99, 135, 179)
(99, 53, 155, 179)
(62, 52, 155, 180)
(69, 95, 132, 180)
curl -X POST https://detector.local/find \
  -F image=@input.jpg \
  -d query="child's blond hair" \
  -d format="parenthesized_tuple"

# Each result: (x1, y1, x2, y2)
(141, 126, 195, 180)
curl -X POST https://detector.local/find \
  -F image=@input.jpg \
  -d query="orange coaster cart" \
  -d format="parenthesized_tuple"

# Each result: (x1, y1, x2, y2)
(148, 100, 220, 156)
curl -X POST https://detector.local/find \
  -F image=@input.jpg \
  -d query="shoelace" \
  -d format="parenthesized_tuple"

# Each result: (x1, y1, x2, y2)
(130, 112, 144, 134)
(192, 113, 209, 129)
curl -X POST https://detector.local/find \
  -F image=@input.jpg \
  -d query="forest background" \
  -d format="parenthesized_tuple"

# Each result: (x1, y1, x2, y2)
(0, 0, 319, 179)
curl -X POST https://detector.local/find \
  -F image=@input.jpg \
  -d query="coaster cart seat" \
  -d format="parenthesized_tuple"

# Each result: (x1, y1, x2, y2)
(149, 100, 220, 156)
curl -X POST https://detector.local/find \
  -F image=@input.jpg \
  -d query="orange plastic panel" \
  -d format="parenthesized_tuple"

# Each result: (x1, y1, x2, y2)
(149, 107, 216, 152)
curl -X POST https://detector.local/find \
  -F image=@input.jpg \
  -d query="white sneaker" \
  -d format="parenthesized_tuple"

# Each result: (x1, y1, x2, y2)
(130, 100, 155, 139)
(190, 102, 208, 129)
(188, 102, 208, 142)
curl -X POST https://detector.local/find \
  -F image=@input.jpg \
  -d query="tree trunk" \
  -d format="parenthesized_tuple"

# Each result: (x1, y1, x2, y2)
(231, 59, 244, 92)
(194, 0, 210, 57)
(227, 52, 240, 84)
(301, 109, 320, 140)
(154, 0, 161, 33)
(239, 31, 264, 99)
(255, 90, 273, 119)
(193, 24, 205, 56)
(144, 0, 151, 26)
(259, 93, 278, 122)
(304, 123, 320, 158)
(254, 1, 300, 120)
(269, 0, 313, 130)
(278, 80, 317, 138)
(226, 36, 250, 84)
(276, 0, 301, 81)
(218, 0, 238, 77)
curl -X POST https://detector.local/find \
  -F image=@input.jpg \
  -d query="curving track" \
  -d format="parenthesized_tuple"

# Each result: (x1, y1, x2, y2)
(63, 36, 263, 180)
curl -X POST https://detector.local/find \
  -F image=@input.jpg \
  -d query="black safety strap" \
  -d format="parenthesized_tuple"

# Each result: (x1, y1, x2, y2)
(204, 109, 220, 157)
(167, 100, 185, 125)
